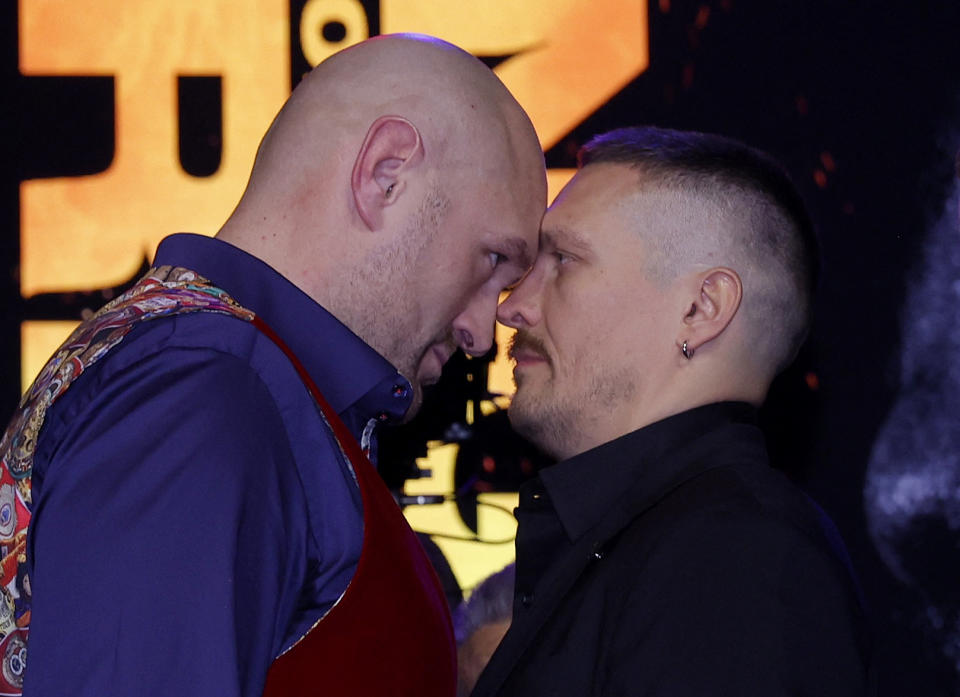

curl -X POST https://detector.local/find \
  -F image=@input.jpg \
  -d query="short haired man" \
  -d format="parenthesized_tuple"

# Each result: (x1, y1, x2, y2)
(2, 35, 545, 697)
(471, 127, 872, 696)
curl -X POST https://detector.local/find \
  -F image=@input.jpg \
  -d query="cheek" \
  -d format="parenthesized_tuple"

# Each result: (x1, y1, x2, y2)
(548, 284, 650, 367)
(440, 274, 503, 339)
(548, 279, 613, 332)
(545, 306, 602, 373)
(456, 256, 498, 299)
(470, 269, 513, 312)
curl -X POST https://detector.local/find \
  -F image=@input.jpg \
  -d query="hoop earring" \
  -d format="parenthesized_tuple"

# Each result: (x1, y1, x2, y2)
(681, 341, 694, 360)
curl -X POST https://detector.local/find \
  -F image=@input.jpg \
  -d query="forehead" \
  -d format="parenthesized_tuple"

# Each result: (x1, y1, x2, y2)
(554, 163, 641, 205)
(542, 164, 712, 249)
(470, 169, 544, 262)
(541, 164, 644, 243)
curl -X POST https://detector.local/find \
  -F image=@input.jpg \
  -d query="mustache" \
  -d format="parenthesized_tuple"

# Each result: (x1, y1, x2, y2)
(508, 331, 551, 365)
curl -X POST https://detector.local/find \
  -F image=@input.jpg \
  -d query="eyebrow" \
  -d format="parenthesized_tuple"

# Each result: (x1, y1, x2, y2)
(542, 225, 592, 253)
(502, 237, 534, 269)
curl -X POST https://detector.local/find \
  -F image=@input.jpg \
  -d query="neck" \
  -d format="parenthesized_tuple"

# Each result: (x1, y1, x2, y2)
(216, 211, 343, 313)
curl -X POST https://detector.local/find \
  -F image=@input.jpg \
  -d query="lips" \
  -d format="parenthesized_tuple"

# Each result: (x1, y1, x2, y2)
(511, 349, 547, 366)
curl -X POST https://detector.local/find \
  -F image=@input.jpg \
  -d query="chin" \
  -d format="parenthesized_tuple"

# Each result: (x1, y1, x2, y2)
(506, 396, 541, 443)
(508, 392, 575, 461)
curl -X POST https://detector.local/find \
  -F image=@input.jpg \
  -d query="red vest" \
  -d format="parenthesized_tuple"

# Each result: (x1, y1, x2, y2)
(254, 316, 457, 697)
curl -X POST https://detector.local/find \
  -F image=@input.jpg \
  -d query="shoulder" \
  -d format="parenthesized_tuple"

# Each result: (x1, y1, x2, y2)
(604, 461, 862, 611)
(84, 310, 299, 391)
(595, 465, 870, 691)
(41, 312, 307, 439)
(32, 310, 342, 503)
(32, 305, 363, 524)
(36, 316, 286, 478)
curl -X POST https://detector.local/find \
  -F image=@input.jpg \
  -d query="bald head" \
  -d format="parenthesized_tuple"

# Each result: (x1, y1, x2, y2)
(217, 34, 546, 414)
(249, 36, 536, 193)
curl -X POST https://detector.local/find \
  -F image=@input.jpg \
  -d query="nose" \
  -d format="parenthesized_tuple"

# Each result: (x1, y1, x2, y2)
(496, 268, 542, 330)
(451, 286, 500, 357)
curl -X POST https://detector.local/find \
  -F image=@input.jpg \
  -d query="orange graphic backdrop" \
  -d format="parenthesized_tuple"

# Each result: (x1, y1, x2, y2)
(17, 0, 648, 589)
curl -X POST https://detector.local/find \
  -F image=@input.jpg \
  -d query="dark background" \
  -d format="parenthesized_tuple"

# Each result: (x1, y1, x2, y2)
(5, 1, 960, 694)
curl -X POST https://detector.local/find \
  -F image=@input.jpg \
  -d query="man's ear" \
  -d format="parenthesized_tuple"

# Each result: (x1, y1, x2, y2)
(677, 267, 743, 356)
(351, 115, 424, 231)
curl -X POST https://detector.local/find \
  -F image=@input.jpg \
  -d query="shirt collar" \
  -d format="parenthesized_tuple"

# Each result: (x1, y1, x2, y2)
(538, 401, 759, 543)
(152, 234, 413, 428)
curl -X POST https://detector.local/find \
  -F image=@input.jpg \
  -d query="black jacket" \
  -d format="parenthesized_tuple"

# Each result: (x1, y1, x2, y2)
(471, 403, 873, 697)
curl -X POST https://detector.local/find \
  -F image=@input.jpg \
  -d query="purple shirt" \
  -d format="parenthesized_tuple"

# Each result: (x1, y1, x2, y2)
(23, 234, 413, 697)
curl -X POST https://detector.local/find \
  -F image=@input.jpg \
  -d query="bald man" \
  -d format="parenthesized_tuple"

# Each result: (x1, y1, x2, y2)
(471, 127, 873, 696)
(4, 35, 545, 697)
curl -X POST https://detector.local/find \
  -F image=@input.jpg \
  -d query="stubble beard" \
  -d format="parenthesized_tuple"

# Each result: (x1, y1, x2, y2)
(507, 330, 584, 459)
(509, 373, 580, 460)
(509, 360, 638, 461)
(353, 186, 450, 419)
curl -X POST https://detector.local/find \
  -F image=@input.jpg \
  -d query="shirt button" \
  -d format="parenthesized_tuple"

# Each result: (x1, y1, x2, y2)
(377, 411, 389, 422)
(392, 384, 408, 398)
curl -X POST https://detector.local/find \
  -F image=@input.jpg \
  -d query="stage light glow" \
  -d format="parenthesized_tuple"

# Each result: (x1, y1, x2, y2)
(19, 1, 646, 393)
(19, 0, 290, 297)
(300, 0, 368, 66)
(16, 0, 649, 593)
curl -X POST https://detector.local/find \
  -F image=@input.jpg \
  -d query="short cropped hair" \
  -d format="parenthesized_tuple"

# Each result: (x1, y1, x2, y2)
(579, 126, 819, 373)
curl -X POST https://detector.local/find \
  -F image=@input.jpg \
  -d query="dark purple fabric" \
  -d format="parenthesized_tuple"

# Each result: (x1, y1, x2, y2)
(23, 234, 413, 697)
